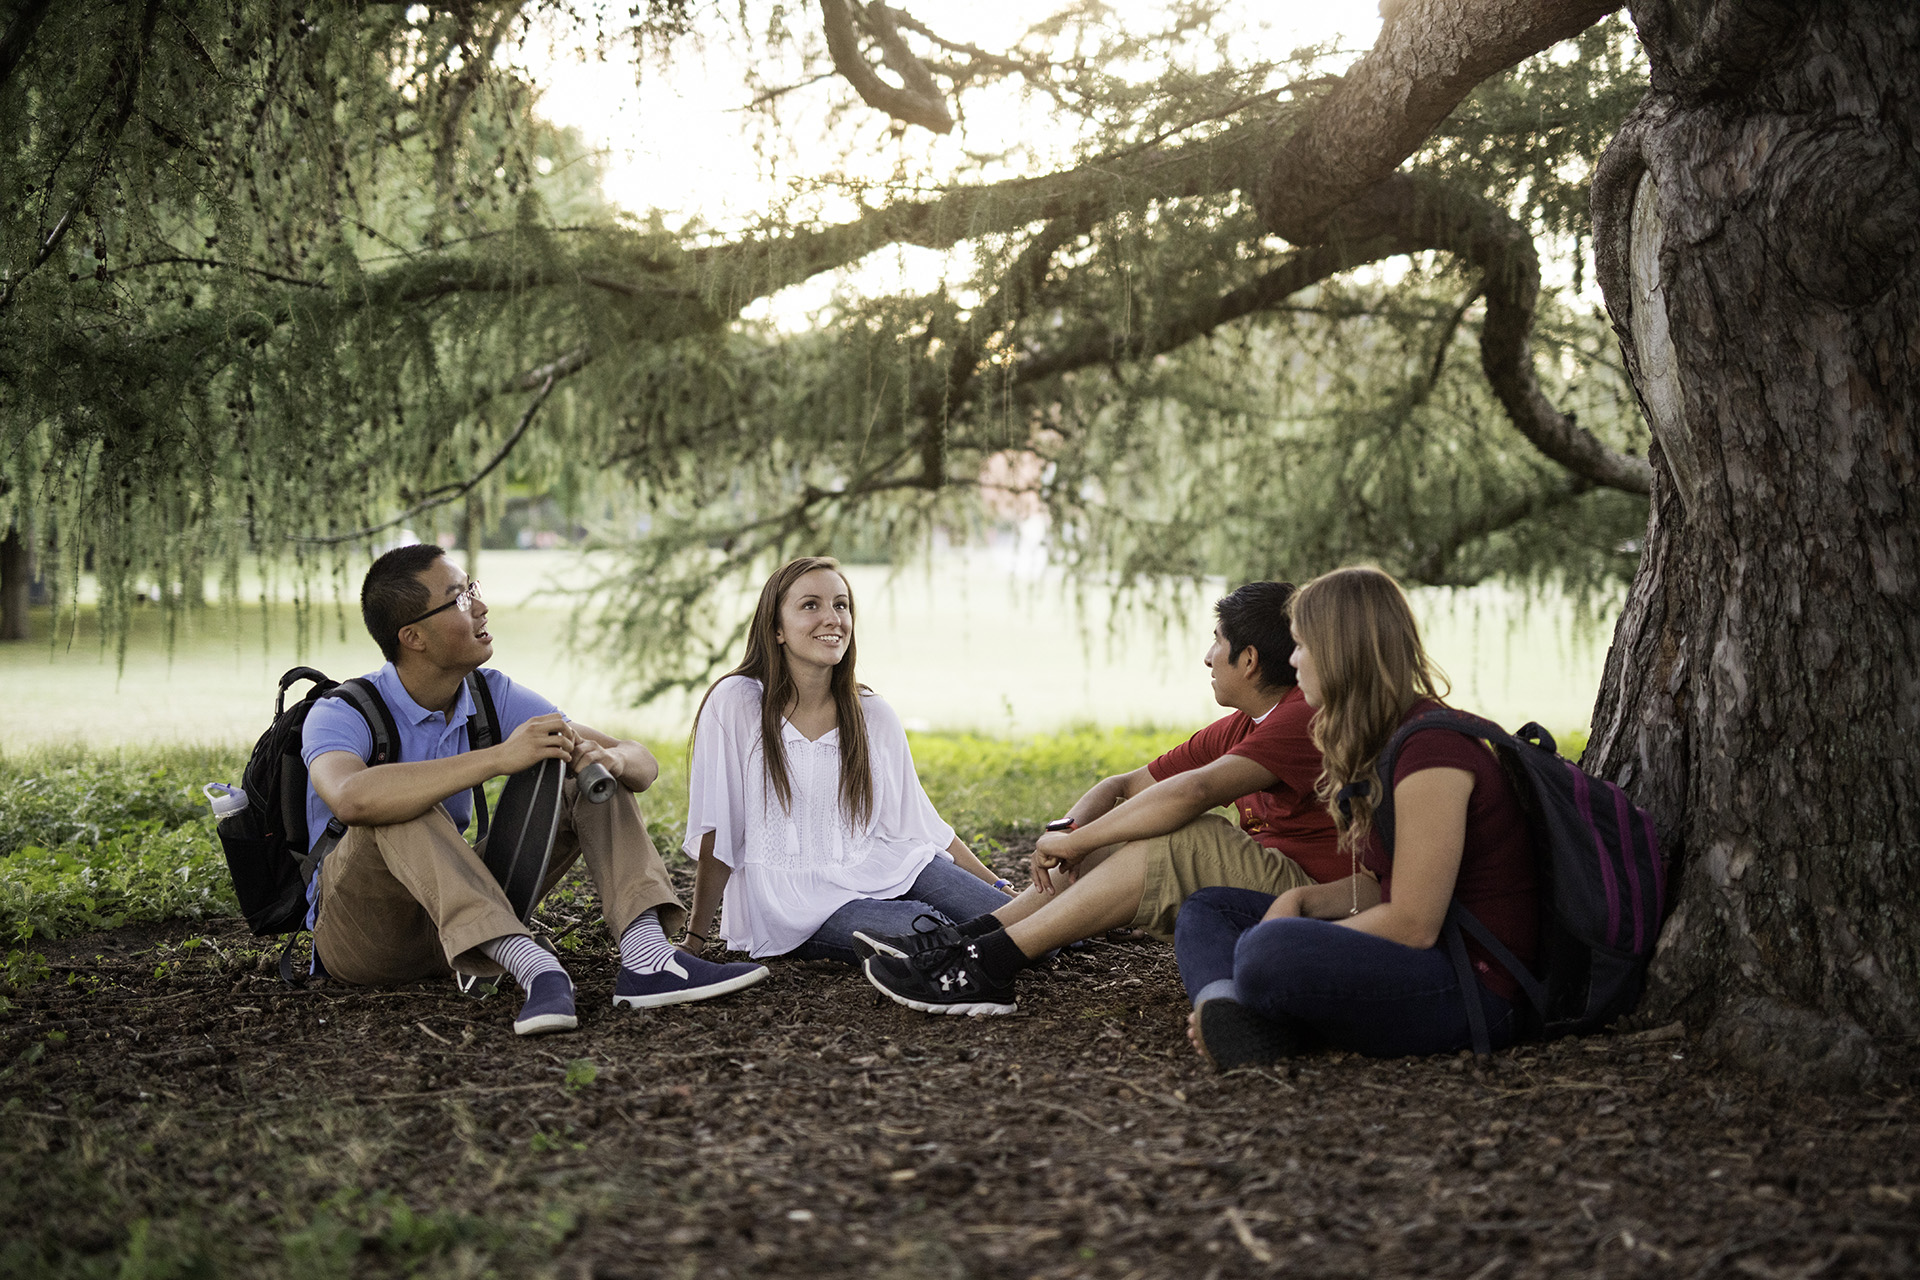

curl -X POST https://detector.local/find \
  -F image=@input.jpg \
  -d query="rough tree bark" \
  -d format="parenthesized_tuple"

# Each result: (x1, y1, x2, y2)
(1588, 0, 1920, 1087)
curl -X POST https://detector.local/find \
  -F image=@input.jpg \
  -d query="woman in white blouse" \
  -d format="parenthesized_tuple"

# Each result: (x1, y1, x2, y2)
(677, 557, 1011, 964)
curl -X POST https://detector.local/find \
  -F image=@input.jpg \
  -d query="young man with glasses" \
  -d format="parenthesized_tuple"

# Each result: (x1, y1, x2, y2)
(302, 544, 767, 1035)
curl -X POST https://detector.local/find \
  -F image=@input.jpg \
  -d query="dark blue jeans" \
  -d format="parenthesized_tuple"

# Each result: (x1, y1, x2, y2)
(782, 858, 1010, 967)
(1174, 886, 1517, 1058)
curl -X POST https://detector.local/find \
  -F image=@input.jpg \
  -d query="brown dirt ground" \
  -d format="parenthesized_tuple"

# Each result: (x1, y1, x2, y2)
(3, 842, 1918, 1279)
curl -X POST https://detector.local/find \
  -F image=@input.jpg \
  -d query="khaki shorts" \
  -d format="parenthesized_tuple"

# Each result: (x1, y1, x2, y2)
(1130, 812, 1314, 941)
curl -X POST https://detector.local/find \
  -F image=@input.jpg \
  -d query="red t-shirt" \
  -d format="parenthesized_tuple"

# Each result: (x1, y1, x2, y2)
(1146, 686, 1341, 883)
(1358, 702, 1539, 1002)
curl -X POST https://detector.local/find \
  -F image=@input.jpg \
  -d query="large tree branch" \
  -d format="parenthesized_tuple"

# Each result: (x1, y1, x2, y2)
(1348, 173, 1651, 493)
(1257, 0, 1619, 243)
(695, 121, 1274, 310)
(912, 211, 1098, 484)
(1012, 236, 1417, 385)
(818, 0, 952, 135)
(1408, 475, 1596, 584)
(982, 181, 1649, 495)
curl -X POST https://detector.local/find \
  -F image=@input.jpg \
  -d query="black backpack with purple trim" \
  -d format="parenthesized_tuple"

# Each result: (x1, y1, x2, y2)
(1372, 708, 1670, 1053)
(217, 666, 501, 937)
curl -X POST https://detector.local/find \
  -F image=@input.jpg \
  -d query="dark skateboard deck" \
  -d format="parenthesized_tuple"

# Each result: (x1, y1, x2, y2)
(482, 757, 565, 923)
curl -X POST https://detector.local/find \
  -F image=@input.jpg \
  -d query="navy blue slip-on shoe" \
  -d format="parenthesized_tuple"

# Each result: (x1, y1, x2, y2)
(612, 953, 769, 1010)
(513, 971, 578, 1036)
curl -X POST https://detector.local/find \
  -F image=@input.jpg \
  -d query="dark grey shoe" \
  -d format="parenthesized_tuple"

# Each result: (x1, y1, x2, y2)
(1195, 999, 1299, 1070)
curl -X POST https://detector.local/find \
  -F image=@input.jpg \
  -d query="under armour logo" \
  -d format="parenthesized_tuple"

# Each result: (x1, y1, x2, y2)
(939, 970, 969, 991)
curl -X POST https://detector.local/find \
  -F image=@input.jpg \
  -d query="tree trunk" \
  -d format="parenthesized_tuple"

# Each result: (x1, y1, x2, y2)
(0, 522, 29, 641)
(1588, 0, 1920, 1072)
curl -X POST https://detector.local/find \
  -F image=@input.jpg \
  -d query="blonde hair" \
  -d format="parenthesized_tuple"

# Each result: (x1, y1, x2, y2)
(692, 557, 875, 827)
(1291, 566, 1450, 855)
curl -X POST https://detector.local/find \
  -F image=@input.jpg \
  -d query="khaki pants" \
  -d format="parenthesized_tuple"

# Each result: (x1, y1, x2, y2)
(1130, 812, 1316, 941)
(313, 780, 685, 985)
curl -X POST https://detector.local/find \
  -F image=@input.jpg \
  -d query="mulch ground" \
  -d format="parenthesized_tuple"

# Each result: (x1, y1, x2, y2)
(3, 844, 1918, 1279)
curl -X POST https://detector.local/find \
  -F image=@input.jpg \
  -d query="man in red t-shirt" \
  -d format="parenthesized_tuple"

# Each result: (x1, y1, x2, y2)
(861, 582, 1340, 1015)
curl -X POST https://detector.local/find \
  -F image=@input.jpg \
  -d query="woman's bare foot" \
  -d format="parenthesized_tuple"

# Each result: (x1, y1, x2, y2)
(1187, 1006, 1216, 1068)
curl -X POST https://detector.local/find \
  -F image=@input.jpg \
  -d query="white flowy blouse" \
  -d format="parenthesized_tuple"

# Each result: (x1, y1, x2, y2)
(683, 675, 957, 958)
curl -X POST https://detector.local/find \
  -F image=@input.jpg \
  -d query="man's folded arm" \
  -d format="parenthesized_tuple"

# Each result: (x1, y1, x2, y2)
(1063, 766, 1156, 827)
(309, 712, 575, 828)
(1066, 753, 1278, 852)
(308, 749, 505, 829)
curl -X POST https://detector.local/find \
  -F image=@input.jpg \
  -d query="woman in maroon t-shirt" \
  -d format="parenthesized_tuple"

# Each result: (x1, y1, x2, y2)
(1173, 566, 1539, 1067)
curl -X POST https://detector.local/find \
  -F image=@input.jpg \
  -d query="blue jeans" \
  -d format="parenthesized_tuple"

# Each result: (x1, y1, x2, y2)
(1174, 886, 1517, 1057)
(782, 858, 1010, 967)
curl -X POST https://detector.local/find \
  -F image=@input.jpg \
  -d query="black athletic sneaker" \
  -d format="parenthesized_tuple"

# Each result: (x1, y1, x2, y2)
(851, 913, 964, 962)
(863, 940, 1017, 1016)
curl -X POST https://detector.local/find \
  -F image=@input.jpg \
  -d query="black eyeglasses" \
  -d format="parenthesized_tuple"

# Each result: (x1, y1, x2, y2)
(400, 580, 482, 629)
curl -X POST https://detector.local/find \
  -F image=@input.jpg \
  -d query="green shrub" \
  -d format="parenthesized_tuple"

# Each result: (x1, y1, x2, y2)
(0, 820, 236, 942)
(0, 745, 238, 857)
(0, 745, 241, 953)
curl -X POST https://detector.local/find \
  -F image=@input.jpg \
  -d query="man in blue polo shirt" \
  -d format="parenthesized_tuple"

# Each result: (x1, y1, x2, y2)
(303, 543, 767, 1036)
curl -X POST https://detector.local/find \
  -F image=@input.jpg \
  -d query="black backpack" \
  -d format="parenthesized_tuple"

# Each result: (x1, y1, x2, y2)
(1371, 708, 1670, 1054)
(216, 666, 502, 937)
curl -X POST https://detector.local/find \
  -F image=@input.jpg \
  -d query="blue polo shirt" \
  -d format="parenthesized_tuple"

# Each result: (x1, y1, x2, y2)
(300, 663, 560, 853)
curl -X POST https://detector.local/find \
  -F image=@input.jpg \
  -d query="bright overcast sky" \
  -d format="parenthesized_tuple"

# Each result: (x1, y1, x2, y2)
(522, 2, 1385, 230)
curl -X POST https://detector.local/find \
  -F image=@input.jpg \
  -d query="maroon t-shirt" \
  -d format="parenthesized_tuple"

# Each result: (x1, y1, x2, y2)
(1146, 686, 1342, 883)
(1358, 702, 1539, 1002)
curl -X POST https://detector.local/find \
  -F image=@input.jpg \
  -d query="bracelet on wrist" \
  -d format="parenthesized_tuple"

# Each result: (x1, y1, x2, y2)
(991, 878, 1013, 890)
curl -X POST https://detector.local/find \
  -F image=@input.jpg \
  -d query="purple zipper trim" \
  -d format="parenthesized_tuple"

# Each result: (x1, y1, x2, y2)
(1572, 766, 1620, 946)
(1612, 784, 1644, 953)
(1643, 810, 1664, 907)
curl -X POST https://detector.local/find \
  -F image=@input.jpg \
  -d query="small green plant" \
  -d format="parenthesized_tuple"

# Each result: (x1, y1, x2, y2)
(563, 1058, 599, 1092)
(282, 1189, 509, 1276)
(528, 1127, 584, 1154)
(113, 1217, 215, 1280)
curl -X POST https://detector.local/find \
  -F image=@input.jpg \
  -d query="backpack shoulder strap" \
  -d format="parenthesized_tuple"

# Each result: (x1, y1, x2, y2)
(465, 670, 502, 751)
(326, 677, 402, 766)
(463, 670, 502, 845)
(1372, 707, 1514, 852)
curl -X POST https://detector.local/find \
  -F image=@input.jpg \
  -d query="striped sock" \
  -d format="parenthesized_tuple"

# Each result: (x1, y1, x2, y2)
(619, 909, 680, 975)
(481, 934, 568, 991)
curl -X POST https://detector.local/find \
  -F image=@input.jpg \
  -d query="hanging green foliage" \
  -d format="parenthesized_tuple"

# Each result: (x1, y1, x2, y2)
(3, 1, 1649, 701)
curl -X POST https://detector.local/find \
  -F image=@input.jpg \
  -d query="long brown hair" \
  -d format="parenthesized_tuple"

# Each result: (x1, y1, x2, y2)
(691, 556, 876, 827)
(1291, 566, 1450, 855)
